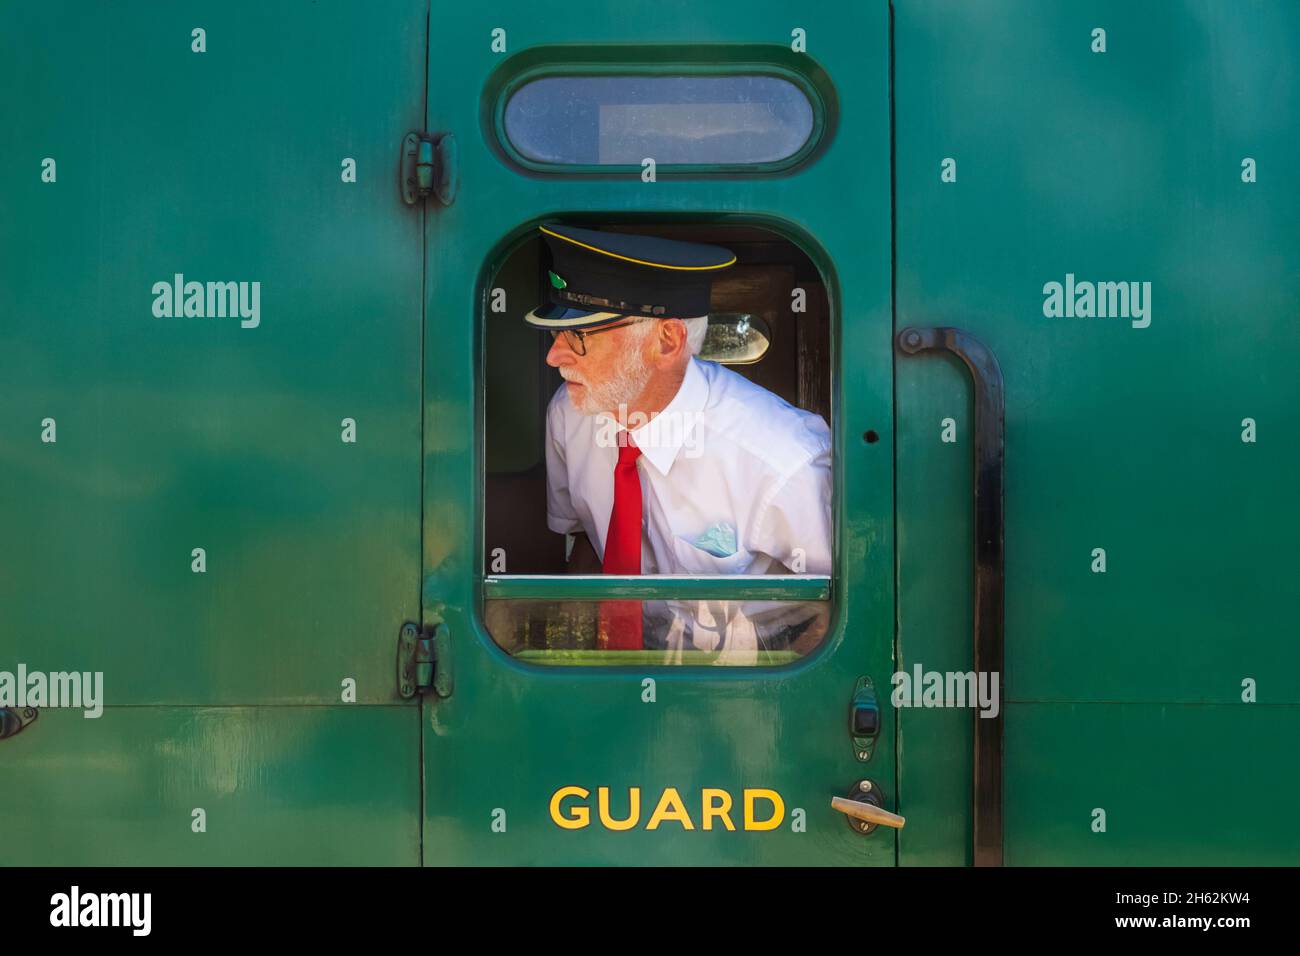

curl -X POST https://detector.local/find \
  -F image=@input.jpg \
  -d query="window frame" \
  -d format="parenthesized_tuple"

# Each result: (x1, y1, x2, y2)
(475, 219, 841, 671)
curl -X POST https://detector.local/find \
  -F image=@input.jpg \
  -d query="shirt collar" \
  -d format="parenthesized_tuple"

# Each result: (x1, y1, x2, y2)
(621, 357, 708, 476)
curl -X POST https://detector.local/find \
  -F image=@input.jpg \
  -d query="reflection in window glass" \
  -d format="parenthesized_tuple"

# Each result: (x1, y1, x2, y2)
(486, 598, 828, 666)
(504, 75, 815, 165)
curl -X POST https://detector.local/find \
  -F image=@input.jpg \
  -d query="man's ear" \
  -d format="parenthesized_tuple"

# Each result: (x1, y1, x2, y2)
(653, 318, 690, 365)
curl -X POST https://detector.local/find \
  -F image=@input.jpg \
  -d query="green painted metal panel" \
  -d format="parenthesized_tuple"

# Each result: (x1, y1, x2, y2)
(0, 0, 425, 705)
(895, 0, 1300, 864)
(0, 2, 425, 865)
(421, 2, 895, 864)
(1006, 703, 1300, 865)
(1, 707, 420, 866)
(894, 350, 975, 866)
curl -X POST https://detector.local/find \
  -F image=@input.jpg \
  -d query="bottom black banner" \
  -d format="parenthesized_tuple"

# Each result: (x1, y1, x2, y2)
(0, 866, 1284, 941)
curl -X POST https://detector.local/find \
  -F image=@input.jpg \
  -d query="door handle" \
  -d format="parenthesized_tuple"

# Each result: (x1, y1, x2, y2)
(832, 781, 905, 833)
(896, 326, 1006, 866)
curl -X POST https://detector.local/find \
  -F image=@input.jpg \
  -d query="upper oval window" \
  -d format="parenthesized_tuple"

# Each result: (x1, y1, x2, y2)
(502, 74, 816, 167)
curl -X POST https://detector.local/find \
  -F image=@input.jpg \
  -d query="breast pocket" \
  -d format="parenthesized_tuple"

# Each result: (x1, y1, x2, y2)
(669, 536, 753, 575)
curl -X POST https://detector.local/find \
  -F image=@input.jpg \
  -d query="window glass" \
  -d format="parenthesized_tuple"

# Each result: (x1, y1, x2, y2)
(504, 75, 815, 166)
(486, 598, 829, 666)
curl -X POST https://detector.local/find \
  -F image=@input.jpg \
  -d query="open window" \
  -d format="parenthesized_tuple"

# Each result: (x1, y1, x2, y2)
(482, 222, 834, 666)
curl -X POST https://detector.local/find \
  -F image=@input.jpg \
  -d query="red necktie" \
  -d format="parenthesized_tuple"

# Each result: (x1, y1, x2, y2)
(599, 435, 643, 650)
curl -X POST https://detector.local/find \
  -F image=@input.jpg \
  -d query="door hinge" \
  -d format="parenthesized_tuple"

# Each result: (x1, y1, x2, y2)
(397, 622, 453, 699)
(399, 132, 459, 206)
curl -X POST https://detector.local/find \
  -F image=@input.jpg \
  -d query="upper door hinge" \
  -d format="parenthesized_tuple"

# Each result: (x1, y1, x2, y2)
(397, 622, 452, 699)
(400, 132, 459, 207)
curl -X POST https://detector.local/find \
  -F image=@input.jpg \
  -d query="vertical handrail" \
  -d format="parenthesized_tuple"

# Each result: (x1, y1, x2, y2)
(897, 326, 1006, 867)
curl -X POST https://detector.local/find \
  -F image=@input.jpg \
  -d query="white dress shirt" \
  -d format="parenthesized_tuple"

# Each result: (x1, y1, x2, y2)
(545, 356, 832, 575)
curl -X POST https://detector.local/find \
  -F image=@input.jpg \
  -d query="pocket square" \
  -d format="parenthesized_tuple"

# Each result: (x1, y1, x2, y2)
(689, 522, 738, 558)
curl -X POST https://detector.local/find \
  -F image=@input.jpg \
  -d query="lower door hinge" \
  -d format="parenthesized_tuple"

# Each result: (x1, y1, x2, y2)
(0, 707, 38, 740)
(397, 622, 452, 699)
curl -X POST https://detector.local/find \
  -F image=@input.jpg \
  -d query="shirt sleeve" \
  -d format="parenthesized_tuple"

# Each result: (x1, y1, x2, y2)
(751, 438, 833, 575)
(544, 388, 584, 535)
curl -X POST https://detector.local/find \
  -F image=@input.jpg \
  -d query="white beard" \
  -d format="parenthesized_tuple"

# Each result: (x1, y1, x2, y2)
(561, 334, 653, 416)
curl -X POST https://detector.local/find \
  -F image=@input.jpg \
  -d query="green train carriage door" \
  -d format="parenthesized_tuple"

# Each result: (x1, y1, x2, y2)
(418, 4, 895, 863)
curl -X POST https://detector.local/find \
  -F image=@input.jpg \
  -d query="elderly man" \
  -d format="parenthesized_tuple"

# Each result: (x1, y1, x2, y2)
(524, 224, 832, 587)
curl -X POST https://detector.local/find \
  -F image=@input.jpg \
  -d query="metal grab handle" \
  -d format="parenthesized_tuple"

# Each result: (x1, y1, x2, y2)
(831, 795, 906, 830)
(897, 326, 1007, 867)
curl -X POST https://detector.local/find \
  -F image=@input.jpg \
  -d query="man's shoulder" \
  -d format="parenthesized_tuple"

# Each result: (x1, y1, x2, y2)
(696, 360, 830, 470)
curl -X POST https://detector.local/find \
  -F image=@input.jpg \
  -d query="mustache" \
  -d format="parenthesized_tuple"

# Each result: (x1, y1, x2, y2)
(559, 368, 586, 385)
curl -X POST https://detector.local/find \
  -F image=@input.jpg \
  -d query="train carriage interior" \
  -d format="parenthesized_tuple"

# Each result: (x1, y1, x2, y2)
(483, 222, 832, 575)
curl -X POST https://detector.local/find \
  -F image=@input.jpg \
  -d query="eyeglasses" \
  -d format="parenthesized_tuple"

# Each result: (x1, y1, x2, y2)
(547, 316, 652, 356)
